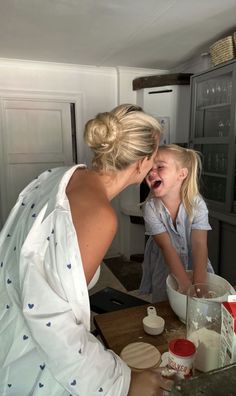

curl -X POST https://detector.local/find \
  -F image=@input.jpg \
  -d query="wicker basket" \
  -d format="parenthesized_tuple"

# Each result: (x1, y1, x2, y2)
(210, 35, 235, 66)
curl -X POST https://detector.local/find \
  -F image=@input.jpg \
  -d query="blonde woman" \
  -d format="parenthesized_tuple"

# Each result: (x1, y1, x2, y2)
(140, 144, 214, 302)
(0, 104, 172, 396)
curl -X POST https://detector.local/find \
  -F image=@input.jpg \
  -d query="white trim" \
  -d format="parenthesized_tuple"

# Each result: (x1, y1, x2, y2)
(0, 57, 117, 76)
(0, 88, 83, 102)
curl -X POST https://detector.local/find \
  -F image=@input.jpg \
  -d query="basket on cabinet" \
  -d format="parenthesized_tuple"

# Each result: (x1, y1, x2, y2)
(210, 35, 235, 66)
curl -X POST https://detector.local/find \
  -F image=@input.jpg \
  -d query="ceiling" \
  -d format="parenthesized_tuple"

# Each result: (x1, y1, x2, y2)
(1, 0, 236, 69)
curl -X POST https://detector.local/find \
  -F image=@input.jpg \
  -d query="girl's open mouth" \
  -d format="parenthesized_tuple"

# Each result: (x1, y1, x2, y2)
(152, 180, 162, 189)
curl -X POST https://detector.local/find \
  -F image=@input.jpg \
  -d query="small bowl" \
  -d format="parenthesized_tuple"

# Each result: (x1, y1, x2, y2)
(142, 306, 165, 335)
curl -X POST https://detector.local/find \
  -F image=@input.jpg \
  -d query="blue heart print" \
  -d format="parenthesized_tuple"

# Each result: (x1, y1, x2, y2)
(32, 213, 37, 218)
(99, 388, 103, 392)
(47, 236, 50, 241)
(23, 335, 29, 340)
(0, 262, 3, 267)
(67, 264, 72, 269)
(78, 348, 82, 354)
(31, 204, 35, 209)
(28, 303, 34, 309)
(6, 305, 10, 309)
(40, 364, 45, 370)
(46, 322, 51, 327)
(8, 384, 12, 388)
(39, 383, 44, 388)
(7, 279, 12, 284)
(70, 380, 76, 386)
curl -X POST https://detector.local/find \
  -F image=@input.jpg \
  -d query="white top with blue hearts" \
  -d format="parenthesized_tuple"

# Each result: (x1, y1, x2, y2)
(0, 165, 130, 396)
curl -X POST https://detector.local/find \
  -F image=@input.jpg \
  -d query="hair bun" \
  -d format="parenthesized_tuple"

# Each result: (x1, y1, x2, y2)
(84, 103, 160, 172)
(85, 112, 121, 153)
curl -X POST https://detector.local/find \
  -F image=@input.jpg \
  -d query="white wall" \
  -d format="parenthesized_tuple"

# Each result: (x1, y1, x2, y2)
(0, 58, 165, 258)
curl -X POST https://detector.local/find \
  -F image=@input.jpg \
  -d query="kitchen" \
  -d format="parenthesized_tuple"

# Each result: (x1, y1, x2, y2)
(0, 1, 236, 394)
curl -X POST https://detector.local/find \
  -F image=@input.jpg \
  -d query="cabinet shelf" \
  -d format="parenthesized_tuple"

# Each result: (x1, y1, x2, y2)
(192, 137, 229, 144)
(197, 102, 231, 111)
(202, 172, 227, 178)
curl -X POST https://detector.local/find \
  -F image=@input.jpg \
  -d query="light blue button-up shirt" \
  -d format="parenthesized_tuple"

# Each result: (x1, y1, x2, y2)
(140, 195, 213, 302)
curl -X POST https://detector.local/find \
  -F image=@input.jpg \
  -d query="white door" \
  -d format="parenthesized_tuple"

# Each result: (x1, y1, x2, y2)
(0, 98, 74, 227)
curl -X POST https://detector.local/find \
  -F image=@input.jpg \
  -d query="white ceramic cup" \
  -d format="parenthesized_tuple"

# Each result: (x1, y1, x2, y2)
(142, 306, 165, 335)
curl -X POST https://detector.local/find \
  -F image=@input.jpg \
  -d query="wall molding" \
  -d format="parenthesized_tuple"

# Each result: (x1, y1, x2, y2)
(0, 57, 117, 76)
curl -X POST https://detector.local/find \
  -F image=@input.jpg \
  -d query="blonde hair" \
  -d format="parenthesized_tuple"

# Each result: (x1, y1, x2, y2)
(157, 144, 202, 218)
(84, 104, 161, 172)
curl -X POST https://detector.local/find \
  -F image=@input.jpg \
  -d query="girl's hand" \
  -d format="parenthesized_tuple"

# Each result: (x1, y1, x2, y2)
(172, 272, 192, 295)
(128, 368, 174, 396)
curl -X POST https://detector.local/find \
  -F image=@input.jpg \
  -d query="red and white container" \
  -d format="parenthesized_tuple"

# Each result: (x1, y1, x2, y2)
(168, 338, 196, 376)
(220, 301, 236, 366)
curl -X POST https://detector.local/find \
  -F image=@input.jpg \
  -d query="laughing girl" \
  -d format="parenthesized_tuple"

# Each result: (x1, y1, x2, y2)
(139, 144, 214, 302)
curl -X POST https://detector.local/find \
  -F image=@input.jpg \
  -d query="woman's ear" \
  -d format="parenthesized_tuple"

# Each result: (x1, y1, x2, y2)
(137, 157, 147, 173)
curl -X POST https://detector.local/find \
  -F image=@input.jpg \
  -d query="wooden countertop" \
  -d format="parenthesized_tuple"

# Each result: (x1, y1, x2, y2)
(93, 301, 186, 356)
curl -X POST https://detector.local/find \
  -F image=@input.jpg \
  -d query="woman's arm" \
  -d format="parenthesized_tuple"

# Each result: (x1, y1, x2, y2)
(153, 232, 191, 293)
(191, 229, 208, 285)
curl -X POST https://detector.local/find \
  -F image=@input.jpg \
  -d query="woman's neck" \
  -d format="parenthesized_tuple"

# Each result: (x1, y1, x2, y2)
(93, 163, 139, 201)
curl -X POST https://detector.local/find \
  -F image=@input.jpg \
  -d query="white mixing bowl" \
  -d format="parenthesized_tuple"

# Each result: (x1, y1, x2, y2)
(166, 271, 235, 323)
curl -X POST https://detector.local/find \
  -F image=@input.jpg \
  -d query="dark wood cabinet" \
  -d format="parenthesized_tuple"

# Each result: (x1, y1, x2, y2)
(190, 59, 236, 285)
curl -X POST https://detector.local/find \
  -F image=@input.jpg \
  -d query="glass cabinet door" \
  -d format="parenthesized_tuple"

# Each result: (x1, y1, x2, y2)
(195, 73, 232, 139)
(194, 143, 228, 203)
(190, 64, 235, 212)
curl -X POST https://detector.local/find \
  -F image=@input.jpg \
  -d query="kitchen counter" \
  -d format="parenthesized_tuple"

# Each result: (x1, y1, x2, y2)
(93, 300, 185, 356)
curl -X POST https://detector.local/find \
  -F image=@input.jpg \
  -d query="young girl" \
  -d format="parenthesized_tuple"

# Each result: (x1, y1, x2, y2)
(139, 144, 214, 302)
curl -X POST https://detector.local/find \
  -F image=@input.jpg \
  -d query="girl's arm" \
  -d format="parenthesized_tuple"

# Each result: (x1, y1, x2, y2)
(191, 229, 208, 285)
(153, 232, 191, 293)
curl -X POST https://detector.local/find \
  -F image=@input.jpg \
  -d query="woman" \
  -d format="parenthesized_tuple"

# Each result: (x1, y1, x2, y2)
(0, 104, 170, 395)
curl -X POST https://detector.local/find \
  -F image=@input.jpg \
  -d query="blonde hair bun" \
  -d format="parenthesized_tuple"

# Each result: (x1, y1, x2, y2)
(85, 112, 121, 154)
(84, 104, 161, 172)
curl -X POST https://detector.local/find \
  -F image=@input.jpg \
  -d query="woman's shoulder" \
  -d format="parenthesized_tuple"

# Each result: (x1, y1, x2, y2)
(68, 173, 118, 232)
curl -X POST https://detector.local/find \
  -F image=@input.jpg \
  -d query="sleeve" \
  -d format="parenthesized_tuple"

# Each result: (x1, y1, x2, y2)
(20, 210, 131, 396)
(191, 196, 212, 231)
(143, 200, 167, 235)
